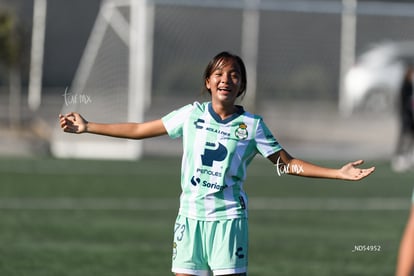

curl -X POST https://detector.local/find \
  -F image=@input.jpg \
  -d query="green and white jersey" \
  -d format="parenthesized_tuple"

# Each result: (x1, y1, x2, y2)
(162, 102, 282, 221)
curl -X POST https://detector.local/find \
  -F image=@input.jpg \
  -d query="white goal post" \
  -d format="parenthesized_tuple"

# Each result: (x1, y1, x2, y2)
(51, 0, 154, 160)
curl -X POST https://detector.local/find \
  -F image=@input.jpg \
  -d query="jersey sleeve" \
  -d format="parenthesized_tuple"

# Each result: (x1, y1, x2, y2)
(255, 118, 282, 157)
(161, 103, 195, 139)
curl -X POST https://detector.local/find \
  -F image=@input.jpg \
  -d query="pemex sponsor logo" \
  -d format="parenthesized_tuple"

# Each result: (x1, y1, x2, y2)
(201, 142, 227, 166)
(190, 141, 228, 191)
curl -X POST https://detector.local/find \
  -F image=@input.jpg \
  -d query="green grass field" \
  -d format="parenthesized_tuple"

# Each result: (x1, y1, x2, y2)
(0, 156, 413, 275)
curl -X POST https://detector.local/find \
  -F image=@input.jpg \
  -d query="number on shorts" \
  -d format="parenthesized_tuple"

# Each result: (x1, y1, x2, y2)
(174, 223, 186, 241)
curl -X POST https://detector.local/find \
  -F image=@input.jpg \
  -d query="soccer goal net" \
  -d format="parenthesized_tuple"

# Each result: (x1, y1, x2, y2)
(51, 0, 153, 159)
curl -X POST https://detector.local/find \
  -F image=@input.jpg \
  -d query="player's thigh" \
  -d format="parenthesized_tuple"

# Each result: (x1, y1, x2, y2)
(172, 215, 209, 274)
(208, 218, 248, 275)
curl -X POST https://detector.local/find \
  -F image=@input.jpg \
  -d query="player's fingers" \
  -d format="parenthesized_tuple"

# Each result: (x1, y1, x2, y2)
(365, 166, 376, 174)
(63, 124, 78, 133)
(356, 166, 375, 179)
(63, 125, 71, 132)
(59, 117, 69, 128)
(351, 159, 364, 167)
(63, 112, 77, 119)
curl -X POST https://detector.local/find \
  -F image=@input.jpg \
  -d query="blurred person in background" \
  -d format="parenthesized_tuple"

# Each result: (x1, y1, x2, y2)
(396, 192, 414, 276)
(392, 63, 414, 172)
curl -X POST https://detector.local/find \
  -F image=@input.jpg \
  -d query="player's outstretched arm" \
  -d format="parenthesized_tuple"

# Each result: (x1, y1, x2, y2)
(268, 149, 375, 180)
(59, 112, 168, 139)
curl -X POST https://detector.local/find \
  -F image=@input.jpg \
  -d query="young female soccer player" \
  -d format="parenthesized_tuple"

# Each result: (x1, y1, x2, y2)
(59, 51, 375, 276)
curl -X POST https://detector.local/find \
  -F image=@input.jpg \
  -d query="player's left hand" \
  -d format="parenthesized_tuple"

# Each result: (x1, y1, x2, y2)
(338, 160, 375, 180)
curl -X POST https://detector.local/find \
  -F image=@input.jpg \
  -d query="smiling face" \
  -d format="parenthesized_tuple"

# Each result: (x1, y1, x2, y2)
(203, 52, 247, 105)
(205, 59, 242, 105)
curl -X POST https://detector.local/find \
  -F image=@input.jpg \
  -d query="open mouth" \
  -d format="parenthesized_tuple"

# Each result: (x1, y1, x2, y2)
(218, 87, 232, 92)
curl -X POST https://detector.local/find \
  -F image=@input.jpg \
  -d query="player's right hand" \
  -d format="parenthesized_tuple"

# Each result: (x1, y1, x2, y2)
(59, 112, 88, 134)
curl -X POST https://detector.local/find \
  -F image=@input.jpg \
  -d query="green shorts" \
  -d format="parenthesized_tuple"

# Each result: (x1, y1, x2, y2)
(171, 215, 248, 276)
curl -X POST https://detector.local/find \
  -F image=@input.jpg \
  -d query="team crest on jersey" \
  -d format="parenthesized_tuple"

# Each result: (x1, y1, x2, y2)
(235, 123, 248, 140)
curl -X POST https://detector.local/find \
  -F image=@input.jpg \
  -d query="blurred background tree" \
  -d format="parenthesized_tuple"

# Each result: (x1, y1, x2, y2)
(0, 10, 26, 128)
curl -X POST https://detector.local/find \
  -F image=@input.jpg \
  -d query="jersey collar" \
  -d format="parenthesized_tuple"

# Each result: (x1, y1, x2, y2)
(208, 102, 245, 124)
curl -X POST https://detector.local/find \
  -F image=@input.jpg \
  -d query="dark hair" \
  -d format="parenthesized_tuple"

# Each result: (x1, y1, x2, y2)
(202, 51, 247, 98)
